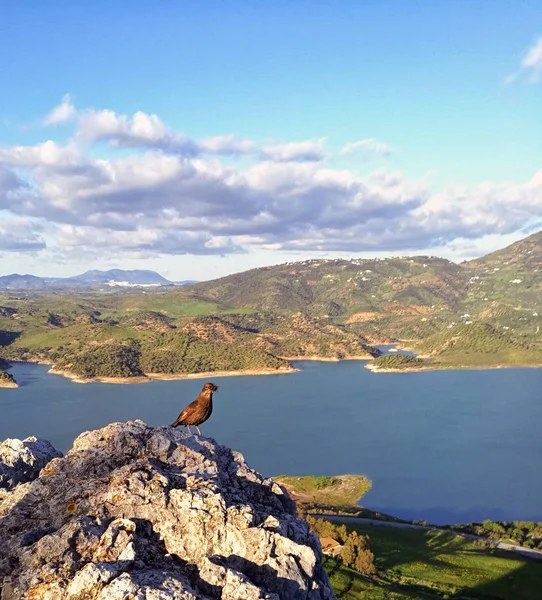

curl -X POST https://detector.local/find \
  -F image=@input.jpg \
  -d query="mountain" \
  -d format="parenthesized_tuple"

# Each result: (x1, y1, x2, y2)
(1, 231, 540, 371)
(0, 269, 171, 290)
(190, 255, 468, 316)
(0, 274, 47, 290)
(466, 230, 542, 269)
(184, 232, 541, 321)
(462, 230, 542, 312)
(67, 269, 171, 286)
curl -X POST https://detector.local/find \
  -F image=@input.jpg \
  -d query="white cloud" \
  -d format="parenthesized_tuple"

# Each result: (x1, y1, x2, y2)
(506, 36, 542, 83)
(42, 98, 329, 163)
(76, 108, 198, 155)
(340, 138, 393, 157)
(0, 216, 45, 251)
(42, 94, 76, 126)
(198, 135, 257, 156)
(522, 37, 542, 81)
(54, 224, 239, 255)
(260, 138, 326, 162)
(1, 100, 541, 261)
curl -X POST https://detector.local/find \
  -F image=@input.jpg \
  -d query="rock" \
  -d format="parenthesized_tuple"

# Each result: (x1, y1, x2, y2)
(0, 436, 62, 490)
(0, 421, 335, 599)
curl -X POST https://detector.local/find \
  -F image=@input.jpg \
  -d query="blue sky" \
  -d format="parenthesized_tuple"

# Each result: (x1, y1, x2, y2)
(0, 1, 541, 280)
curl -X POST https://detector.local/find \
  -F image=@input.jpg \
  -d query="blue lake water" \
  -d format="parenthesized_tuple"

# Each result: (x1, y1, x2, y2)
(1, 356, 541, 525)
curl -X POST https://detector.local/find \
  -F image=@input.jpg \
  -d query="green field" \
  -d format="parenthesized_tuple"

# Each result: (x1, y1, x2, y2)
(274, 475, 371, 513)
(325, 523, 542, 600)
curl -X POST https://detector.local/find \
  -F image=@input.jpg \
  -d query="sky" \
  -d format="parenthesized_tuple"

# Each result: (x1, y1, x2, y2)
(0, 1, 541, 281)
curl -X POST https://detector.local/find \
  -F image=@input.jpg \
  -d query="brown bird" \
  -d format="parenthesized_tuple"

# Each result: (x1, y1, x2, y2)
(171, 382, 218, 435)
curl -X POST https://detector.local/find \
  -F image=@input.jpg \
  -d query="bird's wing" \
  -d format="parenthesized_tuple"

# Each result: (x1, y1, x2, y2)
(171, 398, 199, 426)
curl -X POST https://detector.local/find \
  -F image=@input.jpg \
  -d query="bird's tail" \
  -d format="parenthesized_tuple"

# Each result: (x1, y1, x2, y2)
(171, 417, 182, 427)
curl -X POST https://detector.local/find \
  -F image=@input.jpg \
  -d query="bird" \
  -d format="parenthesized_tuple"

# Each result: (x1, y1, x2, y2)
(171, 382, 218, 435)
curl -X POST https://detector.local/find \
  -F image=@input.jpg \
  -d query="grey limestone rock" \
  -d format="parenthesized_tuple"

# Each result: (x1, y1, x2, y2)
(0, 436, 62, 490)
(0, 420, 335, 600)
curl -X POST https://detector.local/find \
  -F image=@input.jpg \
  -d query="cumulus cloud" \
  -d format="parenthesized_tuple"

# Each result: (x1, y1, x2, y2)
(1, 100, 541, 261)
(43, 94, 76, 126)
(74, 106, 324, 162)
(0, 218, 46, 251)
(54, 224, 240, 255)
(340, 138, 393, 158)
(76, 109, 198, 155)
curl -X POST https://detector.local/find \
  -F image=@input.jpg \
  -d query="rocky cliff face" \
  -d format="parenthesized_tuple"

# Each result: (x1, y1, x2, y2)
(0, 421, 336, 600)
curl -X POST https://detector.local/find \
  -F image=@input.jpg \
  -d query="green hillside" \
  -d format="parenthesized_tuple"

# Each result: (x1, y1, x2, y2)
(326, 524, 542, 600)
(413, 321, 542, 367)
(1, 230, 541, 376)
(189, 255, 468, 316)
(466, 230, 542, 269)
(0, 304, 379, 380)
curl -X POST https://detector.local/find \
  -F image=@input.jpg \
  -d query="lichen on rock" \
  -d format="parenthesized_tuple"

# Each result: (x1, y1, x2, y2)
(0, 420, 336, 599)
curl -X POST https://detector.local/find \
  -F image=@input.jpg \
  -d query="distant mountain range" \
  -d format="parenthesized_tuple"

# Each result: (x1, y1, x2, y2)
(0, 269, 196, 290)
(0, 230, 540, 378)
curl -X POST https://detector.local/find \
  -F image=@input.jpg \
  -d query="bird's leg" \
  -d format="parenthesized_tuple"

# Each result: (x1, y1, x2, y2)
(186, 425, 192, 435)
(195, 425, 202, 436)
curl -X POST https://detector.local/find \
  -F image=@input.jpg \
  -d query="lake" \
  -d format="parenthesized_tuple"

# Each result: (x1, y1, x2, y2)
(1, 355, 541, 525)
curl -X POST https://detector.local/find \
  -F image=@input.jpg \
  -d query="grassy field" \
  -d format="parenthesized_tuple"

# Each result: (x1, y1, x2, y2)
(325, 523, 542, 599)
(325, 559, 421, 599)
(274, 475, 371, 513)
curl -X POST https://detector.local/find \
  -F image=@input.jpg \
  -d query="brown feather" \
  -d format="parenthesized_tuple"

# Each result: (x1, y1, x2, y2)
(171, 382, 217, 430)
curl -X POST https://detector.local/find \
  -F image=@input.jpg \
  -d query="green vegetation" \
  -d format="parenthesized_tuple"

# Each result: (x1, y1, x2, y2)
(325, 558, 421, 599)
(449, 520, 542, 550)
(55, 341, 144, 379)
(0, 298, 380, 380)
(274, 475, 371, 514)
(370, 354, 428, 370)
(0, 358, 16, 386)
(190, 256, 469, 316)
(307, 516, 376, 576)
(0, 368, 16, 387)
(223, 312, 380, 359)
(42, 320, 292, 379)
(0, 231, 541, 377)
(324, 523, 542, 600)
(413, 322, 542, 367)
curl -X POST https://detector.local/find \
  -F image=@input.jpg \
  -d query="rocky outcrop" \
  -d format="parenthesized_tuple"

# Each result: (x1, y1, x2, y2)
(0, 436, 62, 491)
(0, 370, 17, 388)
(0, 436, 62, 520)
(0, 421, 336, 600)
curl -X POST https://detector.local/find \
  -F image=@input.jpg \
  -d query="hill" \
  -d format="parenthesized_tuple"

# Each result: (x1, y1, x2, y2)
(412, 321, 542, 368)
(462, 231, 542, 316)
(190, 256, 468, 316)
(186, 232, 541, 323)
(466, 230, 542, 269)
(67, 268, 171, 286)
(0, 302, 379, 381)
(0, 274, 47, 290)
(0, 269, 171, 291)
(1, 230, 541, 374)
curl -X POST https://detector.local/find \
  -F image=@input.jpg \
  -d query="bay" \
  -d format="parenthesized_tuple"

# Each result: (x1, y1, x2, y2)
(1, 356, 541, 525)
